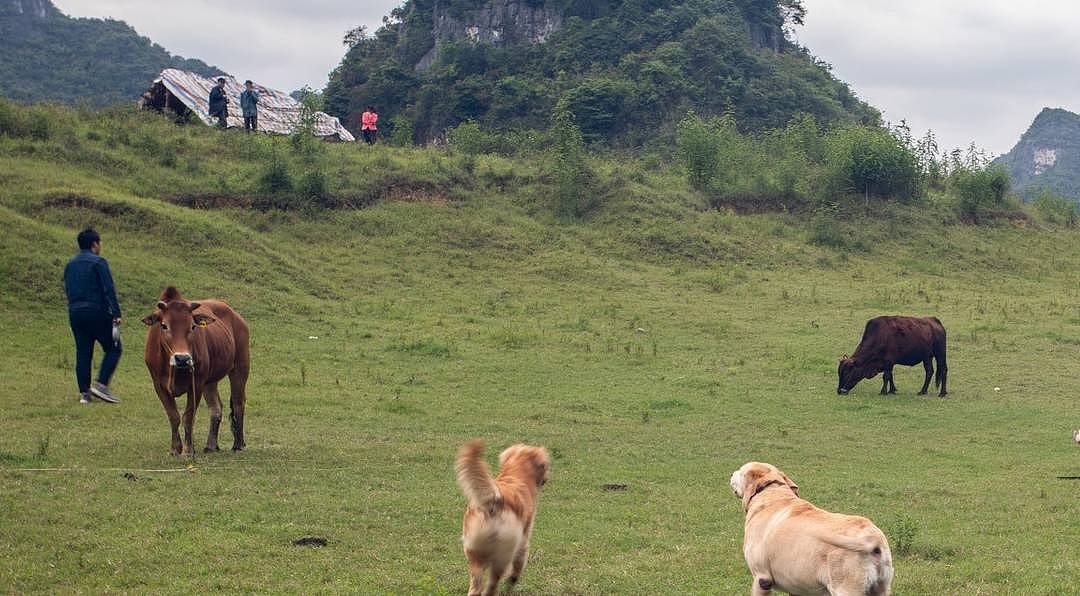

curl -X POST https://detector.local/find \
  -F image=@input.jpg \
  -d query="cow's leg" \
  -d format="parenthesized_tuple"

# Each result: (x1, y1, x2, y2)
(181, 389, 200, 456)
(937, 353, 948, 397)
(203, 382, 223, 453)
(918, 358, 933, 395)
(228, 368, 248, 451)
(880, 368, 891, 395)
(888, 368, 898, 394)
(154, 383, 182, 455)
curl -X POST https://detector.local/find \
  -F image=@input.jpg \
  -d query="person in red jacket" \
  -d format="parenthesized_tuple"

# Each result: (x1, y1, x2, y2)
(361, 106, 378, 145)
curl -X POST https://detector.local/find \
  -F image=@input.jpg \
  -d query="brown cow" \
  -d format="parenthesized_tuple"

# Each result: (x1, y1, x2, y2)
(838, 315, 947, 397)
(141, 287, 250, 455)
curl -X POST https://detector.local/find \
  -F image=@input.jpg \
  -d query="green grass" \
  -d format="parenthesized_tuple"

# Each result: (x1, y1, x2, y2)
(0, 106, 1078, 594)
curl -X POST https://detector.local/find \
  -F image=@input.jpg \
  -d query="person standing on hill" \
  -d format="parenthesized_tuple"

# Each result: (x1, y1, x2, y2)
(240, 80, 259, 132)
(361, 106, 378, 145)
(209, 77, 229, 128)
(63, 228, 122, 404)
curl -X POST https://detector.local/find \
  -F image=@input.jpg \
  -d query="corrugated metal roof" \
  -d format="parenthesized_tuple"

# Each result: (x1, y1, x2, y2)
(145, 69, 355, 142)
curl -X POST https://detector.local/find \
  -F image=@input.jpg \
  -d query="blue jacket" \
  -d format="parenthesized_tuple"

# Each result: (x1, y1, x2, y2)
(64, 250, 121, 317)
(240, 89, 259, 117)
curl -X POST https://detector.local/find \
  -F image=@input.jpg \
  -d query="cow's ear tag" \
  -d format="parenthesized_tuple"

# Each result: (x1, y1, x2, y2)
(198, 321, 208, 327)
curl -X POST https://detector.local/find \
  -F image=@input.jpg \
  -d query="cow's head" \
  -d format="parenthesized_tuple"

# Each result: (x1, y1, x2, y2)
(142, 287, 214, 371)
(837, 355, 862, 394)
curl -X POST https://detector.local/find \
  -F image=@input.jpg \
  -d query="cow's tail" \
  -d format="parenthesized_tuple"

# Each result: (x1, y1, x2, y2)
(456, 439, 500, 512)
(935, 362, 945, 388)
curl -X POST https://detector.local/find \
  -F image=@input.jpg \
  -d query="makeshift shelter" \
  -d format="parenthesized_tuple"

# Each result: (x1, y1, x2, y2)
(139, 69, 354, 141)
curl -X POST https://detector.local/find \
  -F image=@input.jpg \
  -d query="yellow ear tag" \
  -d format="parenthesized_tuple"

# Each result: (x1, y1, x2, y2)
(199, 321, 208, 327)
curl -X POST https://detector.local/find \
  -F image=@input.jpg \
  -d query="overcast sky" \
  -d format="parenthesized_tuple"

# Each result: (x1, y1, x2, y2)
(52, 0, 1079, 155)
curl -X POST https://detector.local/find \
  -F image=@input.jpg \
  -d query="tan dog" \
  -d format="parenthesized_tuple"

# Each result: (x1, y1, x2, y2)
(730, 462, 893, 596)
(456, 439, 550, 596)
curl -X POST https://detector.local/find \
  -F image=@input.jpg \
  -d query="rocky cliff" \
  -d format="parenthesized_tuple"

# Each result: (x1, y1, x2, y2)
(4, 0, 57, 17)
(416, 0, 564, 72)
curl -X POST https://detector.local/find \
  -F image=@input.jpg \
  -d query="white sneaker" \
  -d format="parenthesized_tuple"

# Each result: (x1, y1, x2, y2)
(90, 382, 119, 404)
(79, 392, 92, 404)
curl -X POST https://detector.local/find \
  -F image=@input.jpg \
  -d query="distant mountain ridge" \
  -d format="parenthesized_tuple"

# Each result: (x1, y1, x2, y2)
(998, 107, 1080, 202)
(0, 0, 220, 106)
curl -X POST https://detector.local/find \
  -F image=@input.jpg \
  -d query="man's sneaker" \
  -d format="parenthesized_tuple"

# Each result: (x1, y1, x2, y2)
(79, 392, 92, 404)
(90, 382, 120, 404)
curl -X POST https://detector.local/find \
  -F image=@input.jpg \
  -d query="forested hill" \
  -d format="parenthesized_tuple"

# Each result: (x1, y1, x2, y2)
(323, 0, 880, 144)
(997, 107, 1080, 203)
(0, 0, 219, 106)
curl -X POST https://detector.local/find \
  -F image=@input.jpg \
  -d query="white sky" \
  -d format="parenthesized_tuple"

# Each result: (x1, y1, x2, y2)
(52, 0, 1079, 154)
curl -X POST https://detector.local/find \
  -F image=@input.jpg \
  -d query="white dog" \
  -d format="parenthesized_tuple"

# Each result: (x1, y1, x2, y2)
(730, 462, 893, 595)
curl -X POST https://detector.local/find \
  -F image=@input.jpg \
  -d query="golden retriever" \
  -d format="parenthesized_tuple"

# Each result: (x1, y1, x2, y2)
(730, 462, 893, 596)
(456, 439, 550, 596)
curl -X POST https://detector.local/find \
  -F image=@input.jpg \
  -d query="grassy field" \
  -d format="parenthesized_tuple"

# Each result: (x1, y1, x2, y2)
(0, 108, 1078, 594)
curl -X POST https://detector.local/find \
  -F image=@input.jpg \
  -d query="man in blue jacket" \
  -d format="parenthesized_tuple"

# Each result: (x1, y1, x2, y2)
(240, 80, 259, 132)
(63, 228, 122, 404)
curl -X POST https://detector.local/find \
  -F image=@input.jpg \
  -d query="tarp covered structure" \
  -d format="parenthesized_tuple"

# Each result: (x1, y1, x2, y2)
(140, 69, 354, 141)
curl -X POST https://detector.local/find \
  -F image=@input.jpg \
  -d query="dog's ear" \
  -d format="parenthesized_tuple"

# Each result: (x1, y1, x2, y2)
(740, 467, 767, 511)
(780, 471, 800, 497)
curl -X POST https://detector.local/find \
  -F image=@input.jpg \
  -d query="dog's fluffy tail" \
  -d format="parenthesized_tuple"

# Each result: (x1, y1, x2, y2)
(456, 439, 501, 510)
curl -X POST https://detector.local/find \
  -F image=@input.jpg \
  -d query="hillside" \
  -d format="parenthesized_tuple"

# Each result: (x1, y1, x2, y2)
(998, 107, 1080, 203)
(0, 0, 219, 106)
(0, 99, 1078, 594)
(324, 0, 880, 143)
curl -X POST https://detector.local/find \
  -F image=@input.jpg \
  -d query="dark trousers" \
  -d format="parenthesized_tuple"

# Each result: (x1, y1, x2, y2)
(244, 115, 257, 131)
(215, 112, 228, 128)
(69, 310, 122, 393)
(362, 129, 377, 145)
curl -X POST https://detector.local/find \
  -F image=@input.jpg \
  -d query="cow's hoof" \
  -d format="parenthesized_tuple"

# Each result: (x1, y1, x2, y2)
(169, 449, 181, 456)
(232, 445, 245, 452)
(917, 391, 928, 396)
(938, 393, 948, 398)
(204, 446, 220, 453)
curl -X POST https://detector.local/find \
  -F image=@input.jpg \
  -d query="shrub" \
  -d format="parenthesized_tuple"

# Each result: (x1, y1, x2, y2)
(1032, 188, 1078, 226)
(0, 97, 29, 138)
(259, 153, 293, 195)
(888, 515, 919, 557)
(549, 100, 592, 218)
(297, 169, 328, 203)
(448, 120, 493, 155)
(389, 114, 414, 146)
(826, 125, 921, 202)
(950, 164, 1011, 222)
(29, 111, 51, 141)
(676, 111, 722, 191)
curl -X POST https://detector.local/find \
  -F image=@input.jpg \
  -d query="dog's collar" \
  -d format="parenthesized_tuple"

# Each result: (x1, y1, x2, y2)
(746, 479, 789, 507)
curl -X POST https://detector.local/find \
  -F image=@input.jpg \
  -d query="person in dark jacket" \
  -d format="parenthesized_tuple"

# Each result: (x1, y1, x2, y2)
(209, 77, 228, 128)
(240, 80, 259, 132)
(63, 228, 122, 404)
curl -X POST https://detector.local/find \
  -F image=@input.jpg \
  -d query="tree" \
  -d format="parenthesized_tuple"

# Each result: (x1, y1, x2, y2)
(343, 25, 369, 48)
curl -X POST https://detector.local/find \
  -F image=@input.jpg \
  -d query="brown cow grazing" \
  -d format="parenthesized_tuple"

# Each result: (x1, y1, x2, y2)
(838, 315, 947, 397)
(142, 287, 250, 455)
